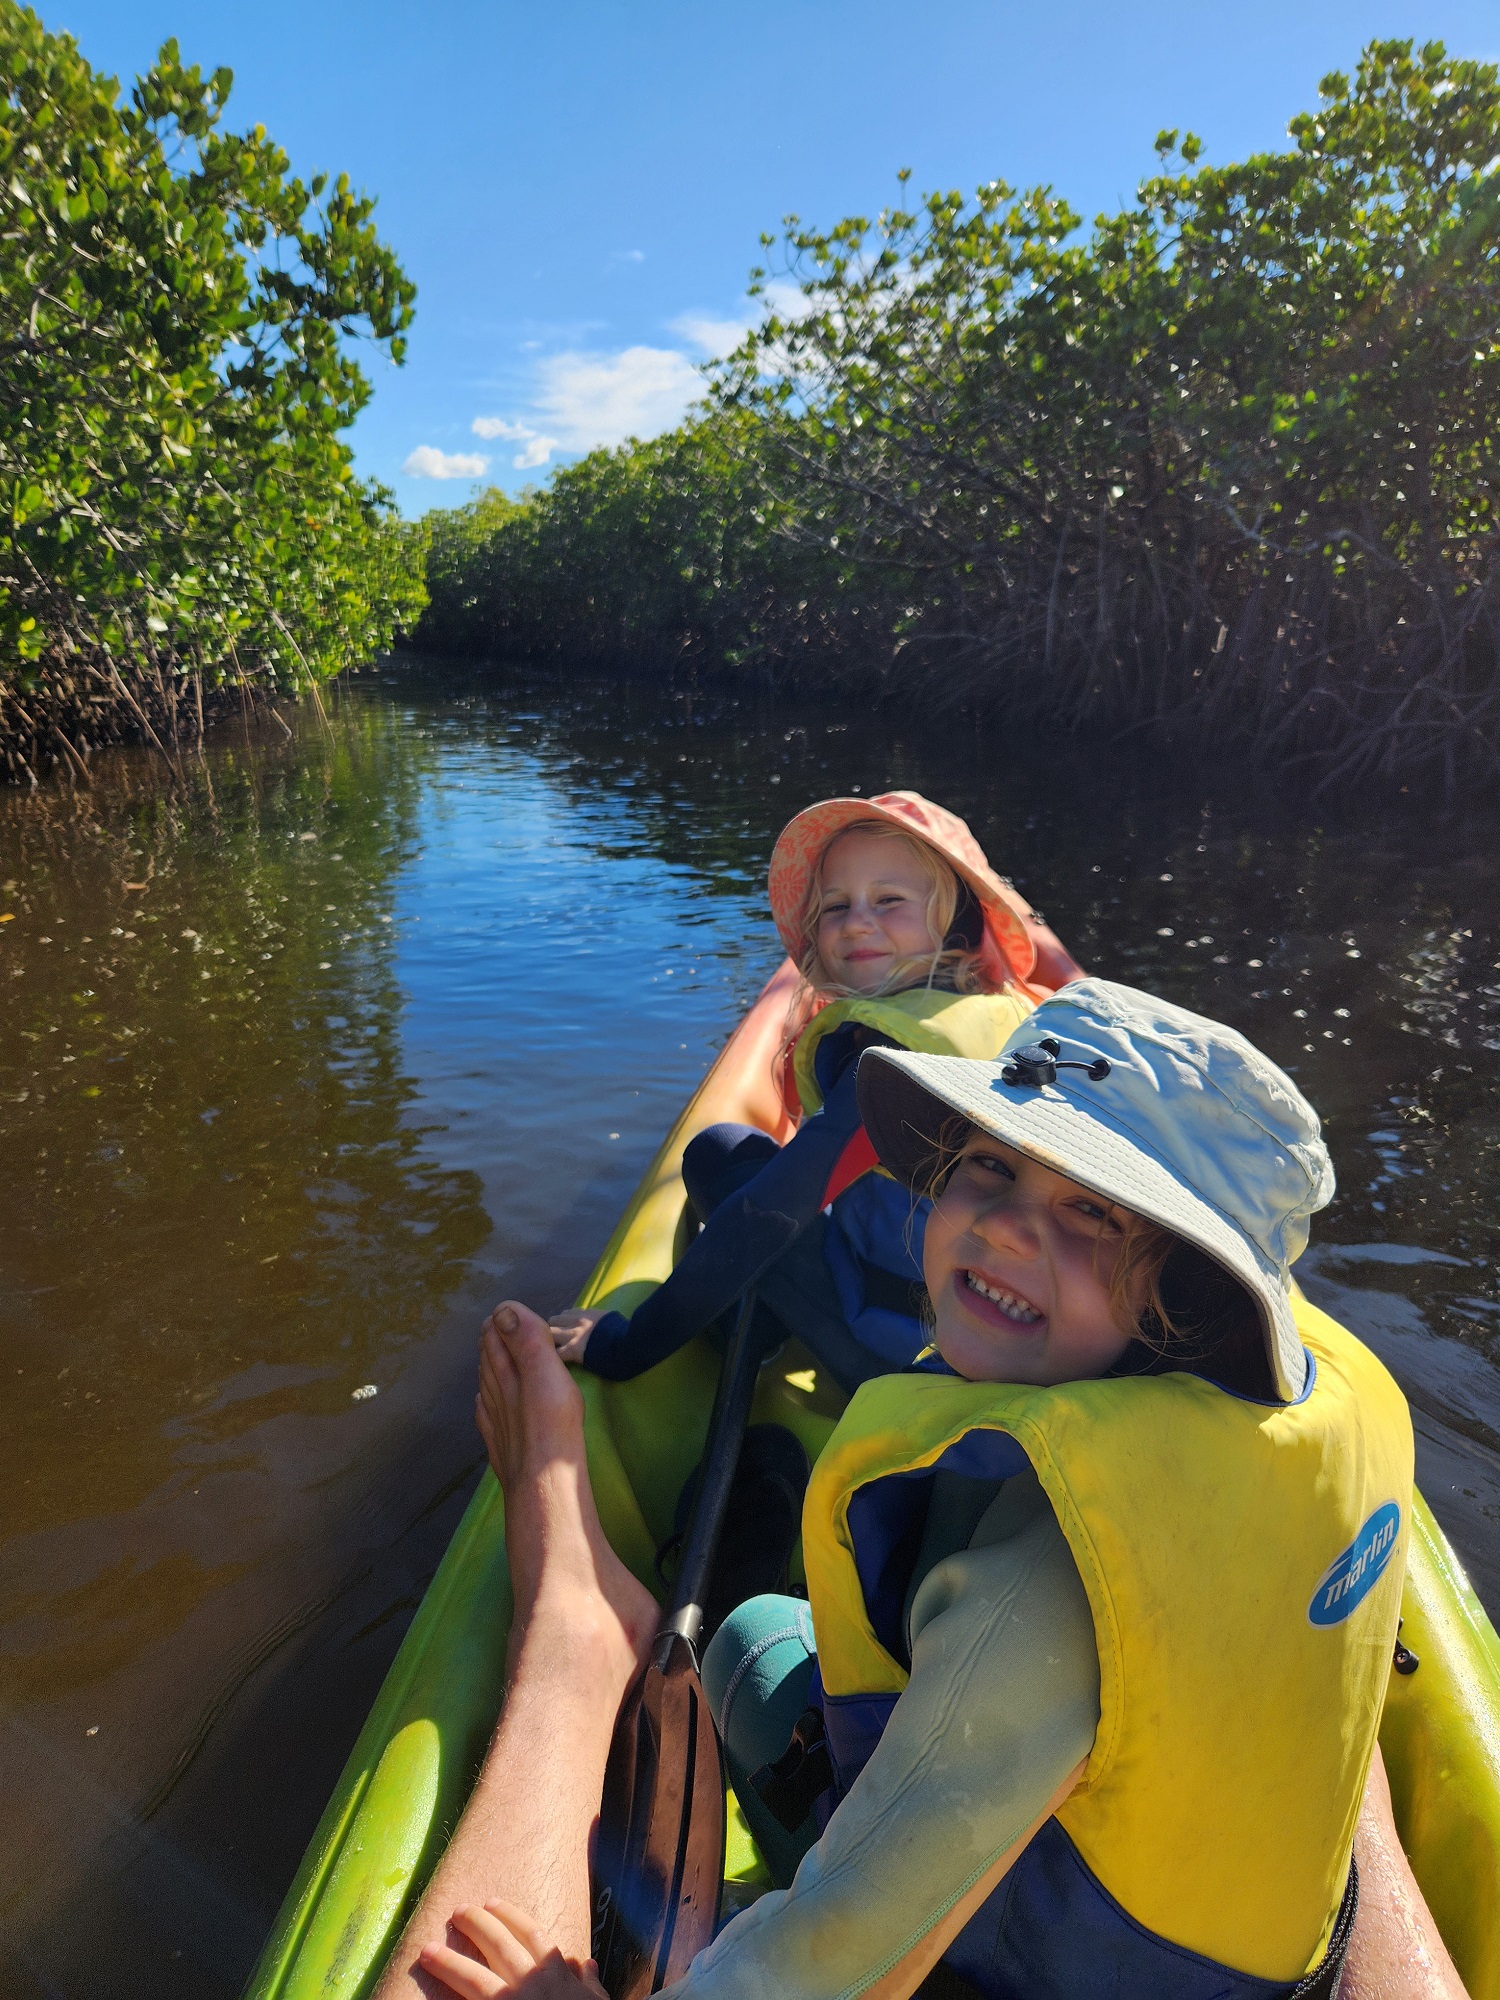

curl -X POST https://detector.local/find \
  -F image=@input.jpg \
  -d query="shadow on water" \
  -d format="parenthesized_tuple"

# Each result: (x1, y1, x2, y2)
(0, 656, 1497, 1994)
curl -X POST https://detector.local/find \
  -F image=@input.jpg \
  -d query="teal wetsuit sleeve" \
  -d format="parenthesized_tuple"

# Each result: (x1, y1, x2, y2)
(661, 1498, 1100, 1999)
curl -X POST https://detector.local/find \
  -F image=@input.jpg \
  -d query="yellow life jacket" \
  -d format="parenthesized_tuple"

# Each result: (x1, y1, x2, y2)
(792, 986, 1033, 1116)
(801, 1295, 1413, 1985)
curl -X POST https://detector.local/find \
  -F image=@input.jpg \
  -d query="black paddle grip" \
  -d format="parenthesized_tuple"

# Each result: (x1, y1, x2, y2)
(659, 1287, 763, 1660)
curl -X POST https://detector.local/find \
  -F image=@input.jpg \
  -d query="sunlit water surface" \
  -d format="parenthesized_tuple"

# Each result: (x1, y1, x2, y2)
(1, 662, 1498, 1997)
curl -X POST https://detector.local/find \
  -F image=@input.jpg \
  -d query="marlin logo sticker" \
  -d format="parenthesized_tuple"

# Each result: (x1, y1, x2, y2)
(1308, 1502, 1402, 1628)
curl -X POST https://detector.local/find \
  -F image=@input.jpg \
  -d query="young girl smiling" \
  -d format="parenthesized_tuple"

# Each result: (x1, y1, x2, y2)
(376, 983, 1457, 2000)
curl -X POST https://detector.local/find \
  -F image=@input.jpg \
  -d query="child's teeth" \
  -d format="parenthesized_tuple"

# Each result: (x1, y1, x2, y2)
(966, 1272, 1042, 1323)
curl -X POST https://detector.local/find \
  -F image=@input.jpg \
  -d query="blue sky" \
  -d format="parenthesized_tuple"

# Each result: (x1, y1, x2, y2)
(45, 0, 1500, 512)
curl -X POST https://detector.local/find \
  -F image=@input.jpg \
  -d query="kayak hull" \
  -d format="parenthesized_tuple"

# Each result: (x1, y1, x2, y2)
(1381, 1488, 1500, 1998)
(243, 962, 1500, 2000)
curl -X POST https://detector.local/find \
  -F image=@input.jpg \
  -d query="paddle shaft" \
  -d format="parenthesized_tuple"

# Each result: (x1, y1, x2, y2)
(591, 1287, 763, 1996)
(658, 1286, 762, 1658)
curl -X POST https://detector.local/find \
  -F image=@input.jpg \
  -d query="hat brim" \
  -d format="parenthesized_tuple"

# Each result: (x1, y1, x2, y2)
(767, 797, 1036, 982)
(856, 1047, 1307, 1404)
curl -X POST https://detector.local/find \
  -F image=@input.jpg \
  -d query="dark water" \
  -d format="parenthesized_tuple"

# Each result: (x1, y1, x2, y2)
(1, 663, 1498, 1997)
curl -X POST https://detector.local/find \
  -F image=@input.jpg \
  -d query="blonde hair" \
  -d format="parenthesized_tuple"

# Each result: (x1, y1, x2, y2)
(796, 822, 994, 999)
(1107, 1213, 1182, 1349)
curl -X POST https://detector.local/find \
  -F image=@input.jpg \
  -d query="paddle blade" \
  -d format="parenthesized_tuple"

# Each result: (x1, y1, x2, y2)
(591, 1633, 726, 1999)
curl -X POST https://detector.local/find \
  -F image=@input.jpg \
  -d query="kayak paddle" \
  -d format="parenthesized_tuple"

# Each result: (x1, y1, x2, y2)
(590, 1288, 764, 1997)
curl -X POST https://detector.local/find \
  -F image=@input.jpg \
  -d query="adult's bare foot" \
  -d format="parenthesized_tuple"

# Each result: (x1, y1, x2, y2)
(370, 1312, 662, 1995)
(478, 1301, 657, 1686)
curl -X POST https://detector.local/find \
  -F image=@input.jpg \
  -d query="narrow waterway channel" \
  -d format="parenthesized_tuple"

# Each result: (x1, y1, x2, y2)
(2, 660, 1499, 1998)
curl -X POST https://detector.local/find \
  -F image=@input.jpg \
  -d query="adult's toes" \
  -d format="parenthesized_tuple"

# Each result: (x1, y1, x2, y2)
(494, 1299, 555, 1353)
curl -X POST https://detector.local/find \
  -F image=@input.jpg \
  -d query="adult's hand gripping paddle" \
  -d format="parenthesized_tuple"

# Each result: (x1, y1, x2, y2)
(590, 1290, 763, 1997)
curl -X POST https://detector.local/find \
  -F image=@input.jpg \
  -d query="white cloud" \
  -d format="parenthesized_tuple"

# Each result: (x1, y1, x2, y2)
(672, 282, 812, 360)
(763, 278, 812, 319)
(611, 248, 646, 264)
(670, 310, 754, 358)
(533, 344, 704, 451)
(402, 445, 489, 480)
(464, 286, 809, 481)
(471, 414, 562, 469)
(670, 282, 811, 362)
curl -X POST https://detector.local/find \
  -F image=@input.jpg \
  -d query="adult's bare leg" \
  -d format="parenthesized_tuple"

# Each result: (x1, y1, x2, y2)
(1343, 1743, 1469, 1999)
(373, 1303, 658, 1999)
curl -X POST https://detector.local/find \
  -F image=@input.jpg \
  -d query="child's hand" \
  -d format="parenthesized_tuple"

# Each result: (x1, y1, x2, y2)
(547, 1308, 599, 1366)
(417, 1899, 606, 1997)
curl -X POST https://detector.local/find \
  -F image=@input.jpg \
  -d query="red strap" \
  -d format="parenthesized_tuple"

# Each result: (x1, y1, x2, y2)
(820, 1127, 879, 1210)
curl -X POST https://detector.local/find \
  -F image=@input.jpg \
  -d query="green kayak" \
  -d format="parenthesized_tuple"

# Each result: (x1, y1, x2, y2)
(243, 963, 1500, 2000)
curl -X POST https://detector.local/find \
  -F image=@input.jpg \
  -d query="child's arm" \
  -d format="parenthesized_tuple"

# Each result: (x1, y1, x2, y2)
(658, 1505, 1098, 1997)
(572, 1055, 871, 1379)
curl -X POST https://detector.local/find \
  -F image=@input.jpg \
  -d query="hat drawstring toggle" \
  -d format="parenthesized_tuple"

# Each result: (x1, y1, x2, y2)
(1001, 1037, 1112, 1089)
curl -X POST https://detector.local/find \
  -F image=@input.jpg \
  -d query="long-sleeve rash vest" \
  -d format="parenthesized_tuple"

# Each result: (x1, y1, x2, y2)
(661, 1470, 1101, 1998)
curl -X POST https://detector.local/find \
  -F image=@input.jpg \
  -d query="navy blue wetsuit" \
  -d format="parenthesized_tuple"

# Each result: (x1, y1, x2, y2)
(584, 1024, 931, 1391)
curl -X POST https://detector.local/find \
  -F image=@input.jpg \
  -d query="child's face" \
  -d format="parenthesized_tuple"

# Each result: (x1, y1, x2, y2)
(816, 831, 943, 992)
(923, 1131, 1140, 1386)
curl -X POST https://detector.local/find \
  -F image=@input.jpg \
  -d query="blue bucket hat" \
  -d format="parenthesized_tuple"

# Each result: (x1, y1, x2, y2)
(855, 978, 1335, 1402)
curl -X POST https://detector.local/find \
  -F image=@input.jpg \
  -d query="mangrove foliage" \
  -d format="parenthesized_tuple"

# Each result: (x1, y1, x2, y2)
(0, 6, 426, 783)
(421, 40, 1500, 793)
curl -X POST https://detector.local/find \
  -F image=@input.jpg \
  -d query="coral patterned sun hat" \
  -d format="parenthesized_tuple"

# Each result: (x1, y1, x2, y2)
(767, 791, 1038, 987)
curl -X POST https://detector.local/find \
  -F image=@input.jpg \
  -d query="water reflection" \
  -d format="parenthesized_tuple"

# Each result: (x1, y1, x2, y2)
(0, 710, 493, 1995)
(0, 661, 1497, 1997)
(1, 710, 487, 1529)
